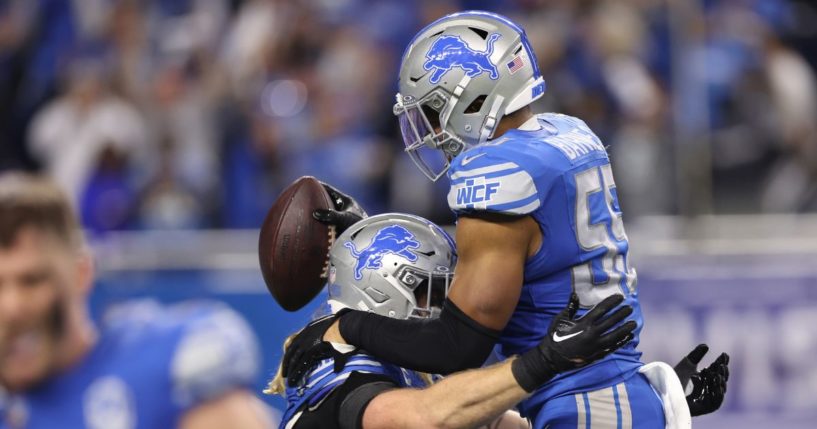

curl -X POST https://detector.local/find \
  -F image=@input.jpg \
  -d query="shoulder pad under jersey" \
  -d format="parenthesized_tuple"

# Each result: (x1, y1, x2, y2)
(446, 143, 543, 215)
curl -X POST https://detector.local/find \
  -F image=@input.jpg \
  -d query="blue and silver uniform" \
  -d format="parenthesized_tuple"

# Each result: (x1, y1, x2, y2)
(447, 113, 663, 428)
(280, 352, 427, 428)
(0, 300, 259, 429)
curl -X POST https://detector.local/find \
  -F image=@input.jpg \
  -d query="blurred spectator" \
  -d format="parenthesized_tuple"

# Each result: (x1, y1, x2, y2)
(27, 55, 146, 219)
(760, 34, 817, 211)
(80, 145, 136, 233)
(221, 0, 286, 99)
(0, 172, 275, 428)
(142, 62, 219, 212)
(0, 0, 37, 170)
(138, 138, 209, 230)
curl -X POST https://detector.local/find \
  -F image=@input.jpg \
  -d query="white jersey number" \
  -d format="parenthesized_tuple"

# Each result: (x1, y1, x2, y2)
(571, 164, 636, 306)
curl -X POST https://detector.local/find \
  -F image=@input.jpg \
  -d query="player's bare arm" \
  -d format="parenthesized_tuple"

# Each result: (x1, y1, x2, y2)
(362, 358, 528, 429)
(445, 213, 541, 330)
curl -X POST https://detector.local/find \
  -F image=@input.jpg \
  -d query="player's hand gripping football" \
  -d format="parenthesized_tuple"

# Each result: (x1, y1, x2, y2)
(312, 182, 367, 235)
(511, 293, 636, 392)
(674, 344, 730, 416)
(282, 311, 356, 387)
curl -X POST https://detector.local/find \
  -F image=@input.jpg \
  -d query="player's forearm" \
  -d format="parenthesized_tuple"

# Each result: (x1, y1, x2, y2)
(364, 359, 528, 429)
(421, 359, 528, 429)
(337, 300, 500, 374)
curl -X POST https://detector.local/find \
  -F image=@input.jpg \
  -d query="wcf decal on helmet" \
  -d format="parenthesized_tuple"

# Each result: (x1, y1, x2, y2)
(344, 225, 421, 280)
(423, 33, 501, 84)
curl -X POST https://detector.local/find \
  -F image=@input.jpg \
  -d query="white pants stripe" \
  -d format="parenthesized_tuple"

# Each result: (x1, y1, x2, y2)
(616, 383, 632, 429)
(574, 383, 632, 429)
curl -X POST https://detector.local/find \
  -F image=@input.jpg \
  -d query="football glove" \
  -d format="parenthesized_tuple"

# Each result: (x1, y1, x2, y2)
(674, 344, 730, 416)
(283, 310, 355, 387)
(312, 182, 367, 235)
(511, 293, 636, 392)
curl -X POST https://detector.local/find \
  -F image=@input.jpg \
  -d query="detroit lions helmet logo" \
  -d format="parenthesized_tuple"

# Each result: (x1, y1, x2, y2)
(423, 33, 500, 84)
(345, 225, 421, 280)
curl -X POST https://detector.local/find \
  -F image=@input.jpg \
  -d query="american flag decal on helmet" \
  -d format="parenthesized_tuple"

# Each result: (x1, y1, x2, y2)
(506, 55, 524, 74)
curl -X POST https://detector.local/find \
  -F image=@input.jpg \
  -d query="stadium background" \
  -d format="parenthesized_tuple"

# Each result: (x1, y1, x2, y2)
(2, 0, 817, 427)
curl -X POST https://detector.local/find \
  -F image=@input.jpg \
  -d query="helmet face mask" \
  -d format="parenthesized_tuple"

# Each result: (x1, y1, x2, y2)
(394, 91, 465, 181)
(327, 213, 457, 320)
(394, 11, 547, 180)
(395, 264, 452, 318)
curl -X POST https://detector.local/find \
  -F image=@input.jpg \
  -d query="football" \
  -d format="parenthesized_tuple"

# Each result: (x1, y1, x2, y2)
(258, 176, 335, 311)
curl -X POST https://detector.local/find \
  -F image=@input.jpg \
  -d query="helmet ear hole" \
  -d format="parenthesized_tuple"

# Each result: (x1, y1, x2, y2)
(464, 95, 487, 114)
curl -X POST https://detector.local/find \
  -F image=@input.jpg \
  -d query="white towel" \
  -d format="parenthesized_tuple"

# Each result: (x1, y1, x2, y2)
(639, 362, 692, 429)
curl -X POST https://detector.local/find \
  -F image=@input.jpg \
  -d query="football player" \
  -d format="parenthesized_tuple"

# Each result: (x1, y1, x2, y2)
(288, 11, 730, 428)
(0, 173, 272, 429)
(271, 213, 636, 429)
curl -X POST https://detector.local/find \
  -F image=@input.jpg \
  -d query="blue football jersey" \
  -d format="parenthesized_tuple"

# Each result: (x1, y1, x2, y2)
(281, 352, 428, 428)
(447, 113, 644, 418)
(0, 300, 259, 429)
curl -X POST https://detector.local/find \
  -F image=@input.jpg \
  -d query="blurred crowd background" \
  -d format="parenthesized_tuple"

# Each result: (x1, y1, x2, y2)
(2, 0, 817, 234)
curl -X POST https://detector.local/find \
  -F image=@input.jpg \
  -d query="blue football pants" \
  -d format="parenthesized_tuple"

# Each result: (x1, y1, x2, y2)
(532, 373, 665, 429)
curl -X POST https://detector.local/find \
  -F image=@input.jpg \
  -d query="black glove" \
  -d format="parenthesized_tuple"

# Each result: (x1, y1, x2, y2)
(512, 293, 636, 392)
(674, 344, 730, 416)
(313, 182, 367, 235)
(283, 310, 354, 387)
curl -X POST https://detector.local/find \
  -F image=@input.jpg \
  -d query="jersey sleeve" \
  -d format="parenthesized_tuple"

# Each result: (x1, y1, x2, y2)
(168, 302, 261, 411)
(446, 145, 544, 216)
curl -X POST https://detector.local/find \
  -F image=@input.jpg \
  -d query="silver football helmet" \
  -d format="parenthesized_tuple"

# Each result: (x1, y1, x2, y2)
(394, 11, 546, 180)
(327, 213, 457, 319)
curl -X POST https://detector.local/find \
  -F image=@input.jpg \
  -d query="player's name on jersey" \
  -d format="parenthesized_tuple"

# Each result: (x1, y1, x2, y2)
(545, 127, 606, 161)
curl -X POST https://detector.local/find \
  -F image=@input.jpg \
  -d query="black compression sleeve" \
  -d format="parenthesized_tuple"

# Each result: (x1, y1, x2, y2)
(338, 298, 501, 374)
(293, 372, 396, 429)
(338, 380, 395, 429)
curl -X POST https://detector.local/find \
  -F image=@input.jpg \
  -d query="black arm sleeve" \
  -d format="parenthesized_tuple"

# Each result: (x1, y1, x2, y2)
(338, 380, 395, 429)
(293, 372, 397, 429)
(338, 298, 502, 375)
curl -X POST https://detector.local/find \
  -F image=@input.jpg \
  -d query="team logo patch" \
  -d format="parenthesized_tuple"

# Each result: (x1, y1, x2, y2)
(423, 33, 501, 84)
(345, 225, 420, 280)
